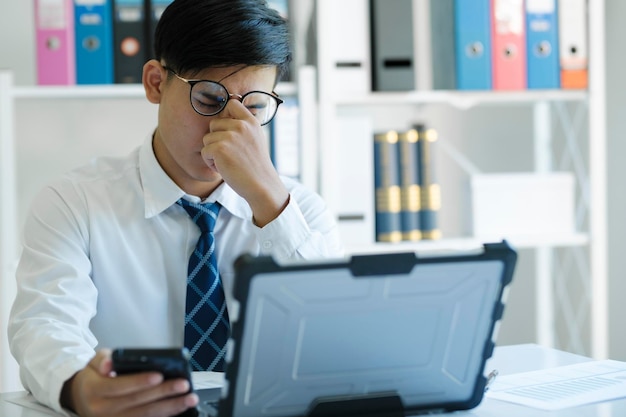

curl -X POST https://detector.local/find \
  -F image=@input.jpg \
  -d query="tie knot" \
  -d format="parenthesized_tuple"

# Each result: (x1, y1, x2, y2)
(177, 198, 221, 233)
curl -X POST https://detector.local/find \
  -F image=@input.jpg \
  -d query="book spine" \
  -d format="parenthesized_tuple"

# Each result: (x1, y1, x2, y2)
(491, 0, 527, 90)
(429, 0, 456, 90)
(398, 128, 422, 241)
(417, 126, 442, 240)
(75, 0, 114, 85)
(373, 131, 403, 243)
(336, 116, 376, 246)
(370, 0, 415, 91)
(328, 0, 371, 94)
(35, 0, 76, 85)
(557, 0, 588, 89)
(113, 0, 146, 83)
(526, 0, 560, 89)
(268, 96, 300, 180)
(454, 0, 492, 90)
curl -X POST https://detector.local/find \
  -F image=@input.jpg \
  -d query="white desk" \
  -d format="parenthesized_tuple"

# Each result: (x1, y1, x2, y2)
(2, 344, 625, 416)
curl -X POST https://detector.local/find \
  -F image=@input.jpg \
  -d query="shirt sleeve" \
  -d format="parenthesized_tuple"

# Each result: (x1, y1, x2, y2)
(8, 182, 98, 414)
(252, 180, 345, 261)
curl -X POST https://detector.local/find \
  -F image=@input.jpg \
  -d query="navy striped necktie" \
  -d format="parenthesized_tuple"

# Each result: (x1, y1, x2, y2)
(177, 198, 230, 371)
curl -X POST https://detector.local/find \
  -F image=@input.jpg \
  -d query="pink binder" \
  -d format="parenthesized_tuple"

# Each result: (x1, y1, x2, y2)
(491, 0, 527, 90)
(35, 0, 76, 85)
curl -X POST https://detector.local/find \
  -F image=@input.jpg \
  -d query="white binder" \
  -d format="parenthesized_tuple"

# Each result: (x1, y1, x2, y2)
(324, 0, 371, 94)
(557, 0, 588, 88)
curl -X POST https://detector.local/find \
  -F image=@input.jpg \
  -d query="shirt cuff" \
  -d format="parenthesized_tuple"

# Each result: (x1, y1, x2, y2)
(42, 355, 92, 416)
(253, 197, 310, 260)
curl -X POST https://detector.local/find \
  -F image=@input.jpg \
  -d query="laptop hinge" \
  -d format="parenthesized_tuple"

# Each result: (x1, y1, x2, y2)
(307, 391, 404, 417)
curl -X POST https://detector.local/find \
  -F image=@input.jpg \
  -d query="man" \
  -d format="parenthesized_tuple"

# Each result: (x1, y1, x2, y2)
(8, 1, 343, 416)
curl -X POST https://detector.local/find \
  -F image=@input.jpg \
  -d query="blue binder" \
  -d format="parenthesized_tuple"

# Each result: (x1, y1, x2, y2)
(526, 0, 560, 89)
(454, 0, 492, 90)
(75, 0, 114, 84)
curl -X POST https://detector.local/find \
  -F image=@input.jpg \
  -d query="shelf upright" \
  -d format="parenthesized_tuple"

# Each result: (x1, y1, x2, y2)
(588, 0, 608, 360)
(0, 70, 20, 393)
(315, 0, 341, 215)
(533, 100, 556, 350)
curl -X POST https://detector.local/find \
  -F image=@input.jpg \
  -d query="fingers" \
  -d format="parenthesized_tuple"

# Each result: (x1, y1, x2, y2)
(78, 373, 197, 417)
(215, 98, 259, 127)
(203, 99, 261, 157)
(202, 101, 269, 176)
(70, 349, 199, 417)
(101, 378, 198, 417)
(125, 392, 197, 417)
(199, 97, 288, 223)
(99, 370, 164, 398)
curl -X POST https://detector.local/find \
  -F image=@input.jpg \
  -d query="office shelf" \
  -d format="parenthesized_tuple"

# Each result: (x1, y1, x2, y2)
(333, 89, 588, 109)
(7, 81, 297, 100)
(316, 0, 607, 359)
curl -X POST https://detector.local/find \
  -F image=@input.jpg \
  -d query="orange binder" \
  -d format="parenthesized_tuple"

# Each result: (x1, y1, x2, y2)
(491, 0, 527, 90)
(557, 0, 588, 89)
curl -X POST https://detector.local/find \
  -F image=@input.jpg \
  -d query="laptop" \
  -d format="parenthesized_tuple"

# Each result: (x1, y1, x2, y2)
(196, 240, 517, 417)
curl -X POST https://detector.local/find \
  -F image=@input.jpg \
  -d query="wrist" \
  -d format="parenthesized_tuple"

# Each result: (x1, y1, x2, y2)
(251, 191, 290, 228)
(60, 374, 77, 412)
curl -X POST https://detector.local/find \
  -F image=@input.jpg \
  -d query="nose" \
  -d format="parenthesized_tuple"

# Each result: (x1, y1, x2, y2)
(227, 93, 244, 103)
(217, 94, 244, 120)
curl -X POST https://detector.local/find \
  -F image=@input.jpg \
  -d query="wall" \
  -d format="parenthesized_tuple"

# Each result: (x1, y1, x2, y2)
(0, 0, 35, 85)
(0, 0, 624, 394)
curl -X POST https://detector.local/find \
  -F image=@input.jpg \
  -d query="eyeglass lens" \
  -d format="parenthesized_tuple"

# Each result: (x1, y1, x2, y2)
(190, 81, 279, 125)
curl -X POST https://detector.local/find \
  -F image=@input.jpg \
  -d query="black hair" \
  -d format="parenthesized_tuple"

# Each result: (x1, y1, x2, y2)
(154, 0, 292, 83)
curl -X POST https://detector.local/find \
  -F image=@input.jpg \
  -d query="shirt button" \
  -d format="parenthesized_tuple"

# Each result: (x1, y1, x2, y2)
(262, 241, 273, 250)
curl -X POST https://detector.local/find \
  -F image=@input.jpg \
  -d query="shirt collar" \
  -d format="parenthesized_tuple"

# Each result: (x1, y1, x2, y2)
(139, 134, 253, 221)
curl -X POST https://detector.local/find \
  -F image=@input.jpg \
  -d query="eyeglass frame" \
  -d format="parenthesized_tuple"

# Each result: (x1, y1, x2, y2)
(162, 66, 284, 126)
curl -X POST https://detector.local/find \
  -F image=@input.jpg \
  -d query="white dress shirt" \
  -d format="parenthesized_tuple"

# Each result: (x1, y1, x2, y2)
(8, 135, 344, 413)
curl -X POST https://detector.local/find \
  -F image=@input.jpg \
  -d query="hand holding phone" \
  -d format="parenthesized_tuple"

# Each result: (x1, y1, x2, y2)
(112, 347, 198, 417)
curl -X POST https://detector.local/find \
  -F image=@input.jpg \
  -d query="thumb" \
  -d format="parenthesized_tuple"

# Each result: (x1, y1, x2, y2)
(90, 348, 114, 376)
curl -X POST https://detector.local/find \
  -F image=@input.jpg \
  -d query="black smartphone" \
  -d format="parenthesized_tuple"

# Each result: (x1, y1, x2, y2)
(111, 347, 199, 417)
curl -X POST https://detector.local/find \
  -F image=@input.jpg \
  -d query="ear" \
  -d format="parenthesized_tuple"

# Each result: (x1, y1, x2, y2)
(143, 59, 165, 104)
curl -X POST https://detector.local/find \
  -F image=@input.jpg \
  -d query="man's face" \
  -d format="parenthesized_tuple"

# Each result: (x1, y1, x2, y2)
(152, 64, 277, 197)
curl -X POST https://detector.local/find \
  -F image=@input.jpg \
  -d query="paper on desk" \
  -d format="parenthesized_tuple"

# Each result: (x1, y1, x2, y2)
(192, 371, 225, 390)
(485, 359, 626, 410)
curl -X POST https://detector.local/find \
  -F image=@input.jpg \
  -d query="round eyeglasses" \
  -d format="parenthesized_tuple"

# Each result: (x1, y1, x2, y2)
(163, 67, 283, 126)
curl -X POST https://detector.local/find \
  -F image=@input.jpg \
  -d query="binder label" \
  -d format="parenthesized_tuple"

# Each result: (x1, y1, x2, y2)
(76, 0, 107, 5)
(80, 13, 103, 25)
(38, 0, 68, 29)
(527, 0, 554, 13)
(118, 8, 142, 22)
(495, 0, 524, 36)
